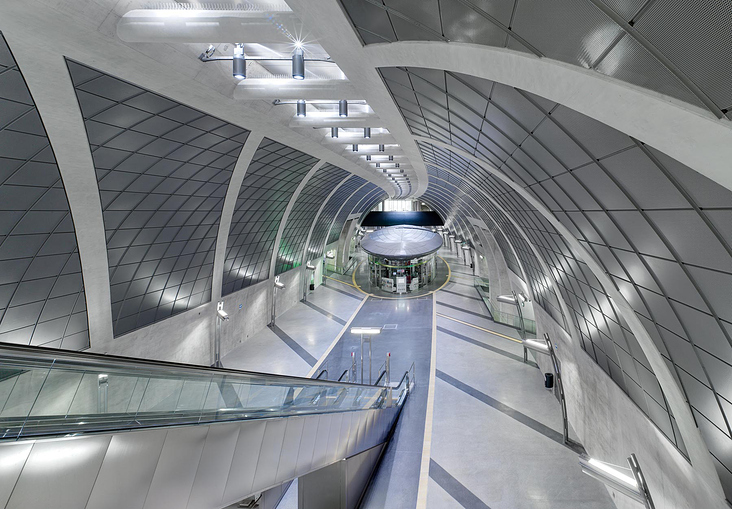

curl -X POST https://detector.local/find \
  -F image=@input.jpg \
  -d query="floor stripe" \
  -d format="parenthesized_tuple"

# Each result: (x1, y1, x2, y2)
(416, 293, 438, 509)
(437, 313, 522, 344)
(269, 324, 317, 367)
(450, 270, 474, 277)
(324, 274, 359, 288)
(307, 296, 369, 378)
(322, 283, 362, 300)
(439, 288, 482, 301)
(448, 280, 474, 288)
(437, 326, 537, 367)
(302, 300, 347, 325)
(429, 459, 492, 509)
(437, 370, 575, 450)
(437, 300, 491, 320)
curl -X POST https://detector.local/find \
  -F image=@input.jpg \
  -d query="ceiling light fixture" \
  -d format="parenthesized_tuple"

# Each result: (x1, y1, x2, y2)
(233, 44, 246, 80)
(331, 127, 338, 138)
(292, 47, 305, 80)
(366, 155, 371, 161)
(339, 99, 348, 117)
(378, 144, 385, 152)
(395, 163, 400, 168)
(376, 163, 381, 168)
(364, 127, 371, 139)
(388, 155, 394, 161)
(296, 99, 306, 117)
(352, 144, 358, 152)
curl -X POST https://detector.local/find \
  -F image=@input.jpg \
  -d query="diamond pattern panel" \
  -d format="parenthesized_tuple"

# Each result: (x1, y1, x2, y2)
(275, 163, 349, 275)
(0, 34, 89, 350)
(306, 175, 366, 259)
(340, 0, 727, 114)
(327, 182, 381, 245)
(222, 139, 317, 295)
(382, 66, 732, 493)
(67, 60, 249, 336)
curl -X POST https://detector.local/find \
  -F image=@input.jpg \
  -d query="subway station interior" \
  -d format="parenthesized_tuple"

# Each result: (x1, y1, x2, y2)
(0, 1, 731, 508)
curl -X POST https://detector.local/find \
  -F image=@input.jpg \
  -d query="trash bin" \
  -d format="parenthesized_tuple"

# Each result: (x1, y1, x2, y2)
(544, 372, 554, 389)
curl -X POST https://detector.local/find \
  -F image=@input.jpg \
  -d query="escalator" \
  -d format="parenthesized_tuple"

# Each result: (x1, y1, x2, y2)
(0, 344, 412, 509)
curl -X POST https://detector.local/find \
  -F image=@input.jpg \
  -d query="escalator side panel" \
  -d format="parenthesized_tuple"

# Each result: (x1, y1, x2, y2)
(249, 419, 288, 500)
(5, 434, 111, 509)
(86, 429, 167, 509)
(221, 420, 267, 506)
(326, 413, 344, 464)
(186, 423, 241, 509)
(142, 426, 209, 509)
(310, 413, 332, 469)
(294, 415, 319, 477)
(0, 442, 33, 508)
(274, 416, 305, 485)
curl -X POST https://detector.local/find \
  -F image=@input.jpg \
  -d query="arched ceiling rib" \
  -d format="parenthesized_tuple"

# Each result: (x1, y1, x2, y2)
(380, 65, 732, 497)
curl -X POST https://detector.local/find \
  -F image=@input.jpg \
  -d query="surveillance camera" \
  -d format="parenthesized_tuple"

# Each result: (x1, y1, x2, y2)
(217, 309, 229, 321)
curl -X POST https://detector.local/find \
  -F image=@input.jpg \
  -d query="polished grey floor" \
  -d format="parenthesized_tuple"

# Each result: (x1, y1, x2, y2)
(224, 248, 615, 509)
(428, 248, 615, 509)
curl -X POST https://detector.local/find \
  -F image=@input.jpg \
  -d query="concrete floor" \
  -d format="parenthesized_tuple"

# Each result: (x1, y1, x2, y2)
(223, 247, 615, 509)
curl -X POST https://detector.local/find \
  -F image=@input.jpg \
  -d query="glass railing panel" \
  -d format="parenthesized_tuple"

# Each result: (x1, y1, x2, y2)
(0, 344, 412, 440)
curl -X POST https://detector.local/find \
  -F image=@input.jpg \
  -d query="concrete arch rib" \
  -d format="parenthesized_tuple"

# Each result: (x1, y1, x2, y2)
(212, 133, 265, 303)
(268, 160, 326, 280)
(364, 41, 732, 195)
(416, 138, 722, 493)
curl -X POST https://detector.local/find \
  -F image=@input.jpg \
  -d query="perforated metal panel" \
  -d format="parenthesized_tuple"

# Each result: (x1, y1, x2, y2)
(67, 60, 249, 336)
(275, 163, 349, 275)
(383, 65, 732, 495)
(0, 34, 89, 350)
(222, 139, 317, 295)
(306, 175, 366, 259)
(340, 0, 732, 116)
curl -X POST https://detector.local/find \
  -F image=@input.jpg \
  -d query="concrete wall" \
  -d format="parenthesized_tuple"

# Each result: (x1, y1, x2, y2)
(530, 304, 726, 509)
(92, 266, 305, 366)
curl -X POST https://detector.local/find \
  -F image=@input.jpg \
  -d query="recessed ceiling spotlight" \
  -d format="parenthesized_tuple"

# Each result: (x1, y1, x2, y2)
(352, 144, 358, 152)
(331, 127, 338, 138)
(339, 100, 348, 117)
(388, 155, 394, 161)
(364, 127, 371, 139)
(296, 99, 306, 117)
(378, 144, 385, 152)
(376, 163, 381, 168)
(366, 155, 371, 161)
(292, 47, 305, 80)
(395, 163, 400, 168)
(233, 44, 246, 79)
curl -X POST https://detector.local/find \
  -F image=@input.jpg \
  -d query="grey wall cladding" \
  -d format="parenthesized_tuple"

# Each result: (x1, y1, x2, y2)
(340, 0, 731, 117)
(222, 138, 318, 295)
(383, 65, 732, 495)
(0, 34, 89, 350)
(276, 163, 350, 275)
(66, 60, 249, 337)
(306, 175, 366, 260)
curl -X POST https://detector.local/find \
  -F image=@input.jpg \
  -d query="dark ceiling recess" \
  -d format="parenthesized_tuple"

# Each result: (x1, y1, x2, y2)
(361, 211, 444, 227)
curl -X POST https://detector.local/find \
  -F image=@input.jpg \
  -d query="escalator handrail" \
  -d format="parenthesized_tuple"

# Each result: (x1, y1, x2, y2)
(0, 343, 380, 389)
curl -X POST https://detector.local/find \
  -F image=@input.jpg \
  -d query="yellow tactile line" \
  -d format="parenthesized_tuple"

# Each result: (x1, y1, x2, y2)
(349, 256, 453, 301)
(436, 313, 523, 344)
(323, 274, 359, 289)
(307, 294, 369, 378)
(416, 291, 438, 509)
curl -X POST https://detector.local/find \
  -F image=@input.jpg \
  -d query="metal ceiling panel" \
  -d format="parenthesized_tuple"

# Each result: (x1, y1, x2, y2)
(276, 163, 349, 275)
(307, 175, 367, 259)
(222, 139, 317, 296)
(68, 60, 249, 337)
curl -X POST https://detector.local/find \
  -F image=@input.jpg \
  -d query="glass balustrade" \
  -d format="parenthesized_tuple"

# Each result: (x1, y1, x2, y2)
(0, 344, 410, 440)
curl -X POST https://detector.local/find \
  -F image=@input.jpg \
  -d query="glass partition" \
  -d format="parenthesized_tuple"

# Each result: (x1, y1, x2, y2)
(0, 344, 409, 441)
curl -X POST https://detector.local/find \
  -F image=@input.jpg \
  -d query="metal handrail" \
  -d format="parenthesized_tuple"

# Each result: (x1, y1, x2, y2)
(316, 369, 328, 380)
(338, 369, 350, 382)
(374, 370, 387, 386)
